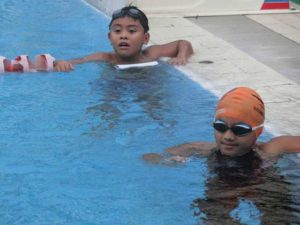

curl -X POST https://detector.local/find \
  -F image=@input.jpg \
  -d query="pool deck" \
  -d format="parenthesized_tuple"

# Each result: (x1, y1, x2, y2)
(148, 3, 300, 136)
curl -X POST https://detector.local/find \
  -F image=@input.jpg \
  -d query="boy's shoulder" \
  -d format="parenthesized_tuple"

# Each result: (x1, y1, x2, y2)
(85, 52, 115, 63)
(142, 43, 172, 56)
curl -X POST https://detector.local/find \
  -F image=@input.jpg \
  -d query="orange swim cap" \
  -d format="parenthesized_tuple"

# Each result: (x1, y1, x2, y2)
(215, 87, 265, 137)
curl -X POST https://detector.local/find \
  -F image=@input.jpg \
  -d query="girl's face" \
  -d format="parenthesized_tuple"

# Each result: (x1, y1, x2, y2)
(214, 117, 258, 157)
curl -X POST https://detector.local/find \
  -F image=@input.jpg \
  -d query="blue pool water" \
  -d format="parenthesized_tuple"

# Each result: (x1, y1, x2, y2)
(1, 1, 300, 225)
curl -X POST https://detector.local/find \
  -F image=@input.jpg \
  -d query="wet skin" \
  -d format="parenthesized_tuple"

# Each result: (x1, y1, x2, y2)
(108, 16, 150, 63)
(214, 117, 258, 157)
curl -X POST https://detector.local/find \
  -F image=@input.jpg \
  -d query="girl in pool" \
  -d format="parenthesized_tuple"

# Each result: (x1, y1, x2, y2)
(143, 87, 300, 163)
(142, 87, 300, 224)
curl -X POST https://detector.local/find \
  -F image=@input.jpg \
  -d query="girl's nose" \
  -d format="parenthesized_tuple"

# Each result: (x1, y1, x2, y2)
(223, 129, 236, 141)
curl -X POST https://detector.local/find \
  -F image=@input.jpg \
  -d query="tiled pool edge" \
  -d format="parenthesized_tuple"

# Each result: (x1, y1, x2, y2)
(148, 17, 300, 136)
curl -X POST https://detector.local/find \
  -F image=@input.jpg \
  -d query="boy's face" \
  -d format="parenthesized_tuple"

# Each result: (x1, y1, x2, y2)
(214, 117, 257, 157)
(108, 16, 149, 60)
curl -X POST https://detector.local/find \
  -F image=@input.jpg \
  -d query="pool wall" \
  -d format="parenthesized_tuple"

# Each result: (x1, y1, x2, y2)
(84, 0, 127, 16)
(85, 0, 293, 16)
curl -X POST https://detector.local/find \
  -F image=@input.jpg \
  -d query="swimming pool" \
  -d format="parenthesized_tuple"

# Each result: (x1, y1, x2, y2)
(0, 0, 299, 224)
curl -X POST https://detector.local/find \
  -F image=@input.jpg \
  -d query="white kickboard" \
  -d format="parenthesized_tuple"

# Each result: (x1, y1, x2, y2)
(115, 61, 158, 70)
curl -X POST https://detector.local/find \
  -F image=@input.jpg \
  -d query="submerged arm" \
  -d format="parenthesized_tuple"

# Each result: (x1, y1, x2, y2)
(142, 142, 215, 165)
(166, 142, 216, 157)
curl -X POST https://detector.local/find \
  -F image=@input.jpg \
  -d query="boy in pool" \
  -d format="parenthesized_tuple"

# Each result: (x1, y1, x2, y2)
(54, 6, 194, 72)
(142, 86, 300, 163)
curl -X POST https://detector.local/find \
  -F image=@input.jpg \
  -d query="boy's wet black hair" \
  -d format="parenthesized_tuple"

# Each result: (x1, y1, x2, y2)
(109, 6, 149, 33)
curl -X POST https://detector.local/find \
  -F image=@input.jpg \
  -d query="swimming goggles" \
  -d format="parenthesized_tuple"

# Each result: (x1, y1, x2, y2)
(213, 119, 264, 137)
(111, 7, 149, 32)
(112, 8, 142, 20)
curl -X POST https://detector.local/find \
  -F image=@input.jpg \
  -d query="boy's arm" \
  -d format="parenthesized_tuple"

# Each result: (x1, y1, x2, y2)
(144, 40, 194, 65)
(54, 52, 113, 72)
(259, 136, 300, 155)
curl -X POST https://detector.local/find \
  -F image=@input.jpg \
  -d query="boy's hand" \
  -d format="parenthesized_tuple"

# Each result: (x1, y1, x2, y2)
(54, 60, 74, 72)
(168, 57, 187, 66)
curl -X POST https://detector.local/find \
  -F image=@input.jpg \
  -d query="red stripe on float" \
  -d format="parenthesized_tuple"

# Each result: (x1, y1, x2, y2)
(261, 2, 290, 9)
